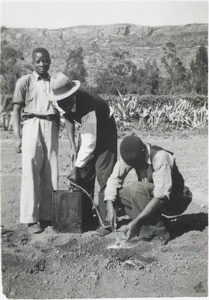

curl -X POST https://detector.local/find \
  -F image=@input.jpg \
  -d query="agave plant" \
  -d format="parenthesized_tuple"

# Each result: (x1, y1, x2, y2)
(110, 92, 208, 131)
(192, 103, 208, 128)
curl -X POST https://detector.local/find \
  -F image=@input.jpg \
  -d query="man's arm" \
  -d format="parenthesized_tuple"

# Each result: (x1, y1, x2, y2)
(105, 159, 132, 228)
(125, 196, 166, 241)
(64, 118, 77, 163)
(152, 151, 174, 199)
(106, 200, 117, 231)
(65, 111, 97, 179)
(12, 76, 27, 153)
(104, 158, 131, 201)
(12, 104, 22, 153)
(75, 111, 97, 168)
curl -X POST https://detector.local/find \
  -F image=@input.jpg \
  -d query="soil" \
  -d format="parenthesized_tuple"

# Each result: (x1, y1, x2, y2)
(1, 129, 208, 299)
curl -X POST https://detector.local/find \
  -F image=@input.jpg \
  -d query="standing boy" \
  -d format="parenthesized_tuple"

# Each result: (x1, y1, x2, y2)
(12, 48, 60, 234)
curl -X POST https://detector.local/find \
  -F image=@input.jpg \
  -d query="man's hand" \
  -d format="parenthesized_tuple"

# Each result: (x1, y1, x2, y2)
(15, 137, 22, 153)
(106, 200, 116, 231)
(123, 219, 140, 242)
(67, 166, 77, 181)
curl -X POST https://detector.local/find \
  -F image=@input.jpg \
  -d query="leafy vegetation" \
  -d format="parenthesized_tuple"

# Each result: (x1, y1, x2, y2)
(93, 44, 208, 96)
(190, 45, 208, 95)
(0, 40, 32, 96)
(0, 36, 207, 132)
(106, 94, 208, 131)
(64, 47, 87, 85)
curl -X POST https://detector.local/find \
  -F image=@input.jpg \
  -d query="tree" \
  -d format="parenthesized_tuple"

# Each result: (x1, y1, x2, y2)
(64, 47, 87, 85)
(95, 51, 160, 95)
(161, 42, 187, 94)
(0, 40, 25, 96)
(190, 45, 208, 95)
(142, 60, 160, 95)
(95, 51, 138, 94)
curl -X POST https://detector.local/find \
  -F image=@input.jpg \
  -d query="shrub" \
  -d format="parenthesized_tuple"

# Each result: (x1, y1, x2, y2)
(104, 92, 208, 131)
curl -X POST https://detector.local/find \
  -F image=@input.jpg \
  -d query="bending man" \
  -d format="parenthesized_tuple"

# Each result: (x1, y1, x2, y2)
(50, 73, 117, 233)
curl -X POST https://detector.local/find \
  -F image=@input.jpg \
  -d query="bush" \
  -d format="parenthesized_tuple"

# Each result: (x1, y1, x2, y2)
(102, 93, 208, 131)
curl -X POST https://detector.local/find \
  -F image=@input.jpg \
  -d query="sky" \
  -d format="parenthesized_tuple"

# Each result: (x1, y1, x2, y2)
(1, 0, 208, 29)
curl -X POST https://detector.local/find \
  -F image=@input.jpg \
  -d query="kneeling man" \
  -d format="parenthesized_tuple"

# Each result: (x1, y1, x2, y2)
(105, 134, 192, 243)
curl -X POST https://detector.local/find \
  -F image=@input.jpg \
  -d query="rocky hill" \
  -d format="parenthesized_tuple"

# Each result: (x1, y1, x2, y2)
(1, 23, 208, 85)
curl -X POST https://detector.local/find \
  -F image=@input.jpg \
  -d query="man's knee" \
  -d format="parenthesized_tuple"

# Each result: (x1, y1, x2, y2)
(129, 181, 154, 198)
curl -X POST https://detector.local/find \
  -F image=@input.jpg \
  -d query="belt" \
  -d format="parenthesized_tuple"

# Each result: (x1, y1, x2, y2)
(23, 114, 58, 121)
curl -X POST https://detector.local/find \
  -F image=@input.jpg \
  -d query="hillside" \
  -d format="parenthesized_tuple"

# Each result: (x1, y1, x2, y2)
(1, 23, 208, 86)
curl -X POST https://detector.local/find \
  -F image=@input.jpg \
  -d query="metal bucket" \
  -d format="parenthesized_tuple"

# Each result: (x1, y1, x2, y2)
(52, 189, 84, 233)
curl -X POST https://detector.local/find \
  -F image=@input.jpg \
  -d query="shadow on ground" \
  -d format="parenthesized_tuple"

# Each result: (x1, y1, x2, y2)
(165, 213, 208, 239)
(115, 210, 208, 243)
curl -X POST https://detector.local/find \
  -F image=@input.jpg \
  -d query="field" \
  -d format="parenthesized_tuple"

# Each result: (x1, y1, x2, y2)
(1, 129, 208, 299)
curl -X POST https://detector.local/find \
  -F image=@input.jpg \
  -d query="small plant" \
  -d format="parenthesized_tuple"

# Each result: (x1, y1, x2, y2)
(109, 90, 140, 131)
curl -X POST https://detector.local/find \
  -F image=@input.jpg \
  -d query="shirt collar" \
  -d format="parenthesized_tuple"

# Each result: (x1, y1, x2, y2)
(33, 71, 50, 81)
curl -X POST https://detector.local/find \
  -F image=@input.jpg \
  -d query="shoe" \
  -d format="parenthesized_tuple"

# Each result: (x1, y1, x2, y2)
(140, 223, 170, 244)
(140, 225, 155, 241)
(39, 220, 52, 231)
(95, 226, 111, 237)
(152, 232, 171, 245)
(28, 223, 42, 234)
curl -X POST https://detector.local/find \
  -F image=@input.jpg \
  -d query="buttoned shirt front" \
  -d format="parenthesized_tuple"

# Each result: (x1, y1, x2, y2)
(104, 144, 176, 201)
(13, 71, 58, 116)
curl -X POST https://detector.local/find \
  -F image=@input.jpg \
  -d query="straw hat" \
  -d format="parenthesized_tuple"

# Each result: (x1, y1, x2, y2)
(50, 73, 80, 101)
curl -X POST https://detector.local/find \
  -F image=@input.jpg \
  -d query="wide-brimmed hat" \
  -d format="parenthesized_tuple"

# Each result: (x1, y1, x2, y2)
(50, 73, 80, 101)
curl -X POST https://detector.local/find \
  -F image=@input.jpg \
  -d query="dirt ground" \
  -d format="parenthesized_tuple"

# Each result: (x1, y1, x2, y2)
(1, 129, 208, 299)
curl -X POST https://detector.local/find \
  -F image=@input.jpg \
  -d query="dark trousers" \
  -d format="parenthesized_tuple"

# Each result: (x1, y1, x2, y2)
(76, 116, 117, 226)
(118, 182, 192, 225)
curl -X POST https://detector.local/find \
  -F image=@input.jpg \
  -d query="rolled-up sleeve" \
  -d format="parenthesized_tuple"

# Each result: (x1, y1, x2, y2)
(152, 151, 175, 200)
(104, 158, 132, 201)
(75, 111, 97, 168)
